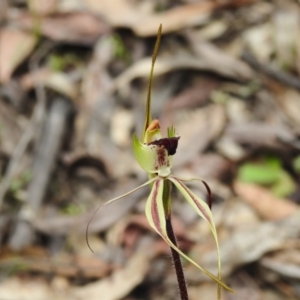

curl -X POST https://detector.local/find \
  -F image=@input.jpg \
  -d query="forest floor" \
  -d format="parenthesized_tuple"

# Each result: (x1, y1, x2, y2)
(0, 0, 300, 299)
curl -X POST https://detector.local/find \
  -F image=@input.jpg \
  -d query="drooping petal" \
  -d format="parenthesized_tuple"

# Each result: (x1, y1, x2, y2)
(145, 178, 234, 293)
(168, 177, 233, 297)
(171, 177, 213, 209)
(145, 177, 166, 235)
(132, 133, 171, 177)
(86, 177, 157, 252)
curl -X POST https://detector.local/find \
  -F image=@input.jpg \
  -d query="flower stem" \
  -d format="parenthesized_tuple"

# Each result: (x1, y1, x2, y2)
(163, 180, 189, 300)
(166, 217, 189, 300)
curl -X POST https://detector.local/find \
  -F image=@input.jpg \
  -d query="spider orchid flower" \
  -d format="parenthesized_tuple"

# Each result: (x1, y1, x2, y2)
(87, 24, 234, 296)
(95, 120, 233, 294)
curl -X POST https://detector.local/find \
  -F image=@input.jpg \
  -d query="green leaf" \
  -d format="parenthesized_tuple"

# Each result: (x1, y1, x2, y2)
(293, 155, 300, 174)
(238, 157, 296, 197)
(238, 163, 280, 185)
(271, 172, 296, 198)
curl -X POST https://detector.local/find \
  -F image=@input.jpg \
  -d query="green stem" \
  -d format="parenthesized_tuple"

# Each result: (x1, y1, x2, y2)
(163, 180, 189, 300)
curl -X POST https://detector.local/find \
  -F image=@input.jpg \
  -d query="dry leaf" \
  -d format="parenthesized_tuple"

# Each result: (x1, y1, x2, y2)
(71, 250, 150, 300)
(273, 3, 300, 70)
(13, 12, 110, 45)
(84, 0, 213, 36)
(27, 0, 58, 15)
(112, 45, 252, 98)
(78, 34, 135, 177)
(0, 101, 23, 155)
(187, 210, 300, 280)
(33, 177, 148, 235)
(243, 23, 273, 62)
(0, 254, 111, 278)
(20, 68, 79, 100)
(0, 28, 36, 84)
(84, 0, 257, 36)
(273, 88, 300, 128)
(261, 249, 300, 279)
(0, 277, 63, 300)
(187, 32, 254, 81)
(163, 76, 220, 111)
(224, 122, 295, 150)
(234, 181, 298, 220)
(173, 104, 226, 168)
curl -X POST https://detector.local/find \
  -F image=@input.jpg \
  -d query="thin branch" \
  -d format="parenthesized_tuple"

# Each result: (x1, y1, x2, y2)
(242, 51, 300, 91)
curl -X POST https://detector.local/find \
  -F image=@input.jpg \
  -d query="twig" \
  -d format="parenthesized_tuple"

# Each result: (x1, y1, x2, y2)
(9, 97, 72, 249)
(241, 51, 300, 91)
(0, 43, 52, 209)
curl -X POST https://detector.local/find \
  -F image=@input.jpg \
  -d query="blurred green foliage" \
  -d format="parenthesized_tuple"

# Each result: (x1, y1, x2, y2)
(61, 203, 84, 215)
(238, 155, 296, 198)
(48, 53, 81, 72)
(9, 171, 32, 193)
(110, 33, 130, 61)
(293, 155, 300, 174)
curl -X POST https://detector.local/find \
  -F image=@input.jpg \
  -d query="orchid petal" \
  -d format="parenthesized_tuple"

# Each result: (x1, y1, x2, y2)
(145, 178, 234, 293)
(171, 177, 213, 209)
(145, 177, 166, 236)
(132, 133, 171, 177)
(168, 177, 232, 297)
(86, 177, 156, 252)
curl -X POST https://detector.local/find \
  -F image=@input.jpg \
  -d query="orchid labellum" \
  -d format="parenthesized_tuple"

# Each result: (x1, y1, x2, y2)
(87, 24, 234, 298)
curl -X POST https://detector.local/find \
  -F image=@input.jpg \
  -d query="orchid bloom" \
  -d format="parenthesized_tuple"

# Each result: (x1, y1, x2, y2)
(87, 25, 234, 297)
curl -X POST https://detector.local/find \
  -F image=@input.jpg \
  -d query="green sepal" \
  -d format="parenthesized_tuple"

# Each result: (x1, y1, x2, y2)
(132, 133, 171, 177)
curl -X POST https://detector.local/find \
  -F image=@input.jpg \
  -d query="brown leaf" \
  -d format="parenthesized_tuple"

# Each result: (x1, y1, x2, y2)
(172, 104, 226, 168)
(112, 46, 251, 98)
(27, 0, 58, 15)
(0, 28, 36, 84)
(273, 3, 300, 71)
(224, 122, 296, 150)
(71, 249, 151, 300)
(20, 67, 79, 100)
(186, 31, 254, 81)
(33, 177, 148, 235)
(234, 181, 298, 220)
(272, 87, 300, 128)
(0, 254, 111, 278)
(163, 76, 220, 112)
(85, 0, 257, 36)
(13, 12, 110, 45)
(187, 210, 300, 281)
(0, 277, 60, 300)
